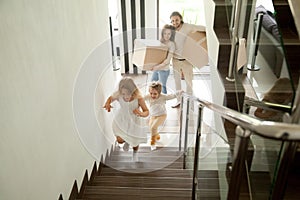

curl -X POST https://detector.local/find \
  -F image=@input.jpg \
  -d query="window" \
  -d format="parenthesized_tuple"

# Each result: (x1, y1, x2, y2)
(159, 0, 205, 28)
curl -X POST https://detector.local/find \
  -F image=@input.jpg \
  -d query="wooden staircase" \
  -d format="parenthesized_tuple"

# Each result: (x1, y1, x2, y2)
(62, 146, 223, 200)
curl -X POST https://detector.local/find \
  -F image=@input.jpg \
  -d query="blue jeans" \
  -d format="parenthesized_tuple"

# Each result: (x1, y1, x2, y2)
(151, 70, 170, 94)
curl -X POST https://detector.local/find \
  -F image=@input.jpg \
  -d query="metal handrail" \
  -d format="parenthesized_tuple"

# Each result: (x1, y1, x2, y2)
(244, 96, 292, 114)
(181, 93, 300, 141)
(178, 93, 300, 200)
(198, 98, 300, 140)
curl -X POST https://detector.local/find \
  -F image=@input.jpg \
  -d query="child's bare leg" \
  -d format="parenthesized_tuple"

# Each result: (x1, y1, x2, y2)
(116, 136, 129, 151)
(151, 135, 158, 145)
(133, 145, 139, 152)
(149, 115, 166, 145)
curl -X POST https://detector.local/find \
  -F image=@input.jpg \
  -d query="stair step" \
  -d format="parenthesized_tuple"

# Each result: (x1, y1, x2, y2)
(81, 186, 222, 200)
(109, 153, 183, 162)
(105, 159, 184, 170)
(91, 176, 193, 188)
(115, 146, 181, 152)
(91, 176, 220, 190)
(99, 165, 219, 178)
(82, 186, 192, 199)
(111, 149, 183, 157)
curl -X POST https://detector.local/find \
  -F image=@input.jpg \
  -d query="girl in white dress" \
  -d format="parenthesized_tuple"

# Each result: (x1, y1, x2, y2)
(103, 77, 149, 152)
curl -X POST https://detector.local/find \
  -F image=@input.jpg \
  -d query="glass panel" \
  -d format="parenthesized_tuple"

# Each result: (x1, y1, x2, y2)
(246, 135, 285, 199)
(181, 100, 231, 200)
(245, 0, 296, 121)
(159, 0, 206, 28)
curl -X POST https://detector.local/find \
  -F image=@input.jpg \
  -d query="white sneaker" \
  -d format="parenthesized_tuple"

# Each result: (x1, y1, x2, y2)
(123, 142, 129, 151)
(115, 141, 121, 149)
(151, 145, 157, 151)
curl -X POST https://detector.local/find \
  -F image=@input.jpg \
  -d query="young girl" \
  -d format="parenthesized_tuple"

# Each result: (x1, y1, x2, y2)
(103, 77, 149, 152)
(151, 24, 176, 94)
(144, 82, 182, 150)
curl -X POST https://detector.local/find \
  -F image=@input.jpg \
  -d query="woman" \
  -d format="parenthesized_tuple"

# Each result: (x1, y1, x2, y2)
(151, 24, 176, 94)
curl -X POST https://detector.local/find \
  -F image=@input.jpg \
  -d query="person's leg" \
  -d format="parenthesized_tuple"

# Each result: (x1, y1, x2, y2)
(172, 59, 182, 92)
(116, 136, 129, 151)
(181, 61, 194, 95)
(158, 70, 170, 94)
(133, 145, 139, 152)
(150, 115, 167, 145)
(149, 117, 158, 144)
(172, 59, 182, 107)
(116, 136, 124, 144)
(149, 116, 157, 136)
(151, 70, 159, 82)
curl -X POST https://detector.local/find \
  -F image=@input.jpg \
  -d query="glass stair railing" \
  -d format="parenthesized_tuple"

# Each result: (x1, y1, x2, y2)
(243, 0, 297, 122)
(179, 93, 300, 200)
(179, 95, 232, 199)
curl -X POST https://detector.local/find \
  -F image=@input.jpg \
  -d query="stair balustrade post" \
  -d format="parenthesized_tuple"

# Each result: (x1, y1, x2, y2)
(247, 13, 263, 71)
(179, 95, 185, 151)
(192, 104, 203, 200)
(183, 97, 190, 169)
(270, 141, 298, 200)
(227, 126, 251, 199)
(227, 0, 243, 81)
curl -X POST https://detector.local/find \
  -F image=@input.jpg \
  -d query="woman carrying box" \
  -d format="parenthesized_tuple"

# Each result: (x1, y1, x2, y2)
(150, 24, 176, 94)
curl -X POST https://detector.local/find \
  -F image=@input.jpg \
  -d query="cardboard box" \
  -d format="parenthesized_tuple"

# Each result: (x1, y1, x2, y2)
(182, 31, 208, 68)
(132, 39, 168, 70)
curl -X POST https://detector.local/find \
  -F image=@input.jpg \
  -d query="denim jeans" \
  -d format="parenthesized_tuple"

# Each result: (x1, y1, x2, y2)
(151, 69, 170, 94)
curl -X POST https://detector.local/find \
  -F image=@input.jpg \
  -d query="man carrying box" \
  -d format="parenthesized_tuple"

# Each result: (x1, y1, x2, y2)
(170, 11, 206, 108)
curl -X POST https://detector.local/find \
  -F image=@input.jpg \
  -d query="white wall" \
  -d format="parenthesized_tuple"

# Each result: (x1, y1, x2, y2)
(0, 0, 118, 199)
(203, 0, 226, 138)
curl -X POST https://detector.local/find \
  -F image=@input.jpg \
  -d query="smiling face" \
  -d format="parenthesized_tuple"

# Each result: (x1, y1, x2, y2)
(170, 15, 182, 29)
(121, 88, 132, 102)
(162, 29, 172, 41)
(149, 87, 160, 100)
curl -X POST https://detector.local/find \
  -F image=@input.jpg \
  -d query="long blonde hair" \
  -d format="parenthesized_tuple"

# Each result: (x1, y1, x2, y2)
(118, 77, 142, 99)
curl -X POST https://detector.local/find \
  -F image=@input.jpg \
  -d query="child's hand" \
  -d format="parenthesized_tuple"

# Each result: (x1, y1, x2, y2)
(103, 96, 113, 112)
(103, 104, 113, 112)
(133, 108, 142, 117)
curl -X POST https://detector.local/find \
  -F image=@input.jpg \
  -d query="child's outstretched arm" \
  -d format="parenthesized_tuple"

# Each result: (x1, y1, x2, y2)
(103, 96, 115, 112)
(133, 98, 149, 117)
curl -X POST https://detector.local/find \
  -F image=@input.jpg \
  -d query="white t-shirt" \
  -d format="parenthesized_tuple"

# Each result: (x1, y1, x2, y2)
(144, 93, 177, 116)
(156, 40, 176, 71)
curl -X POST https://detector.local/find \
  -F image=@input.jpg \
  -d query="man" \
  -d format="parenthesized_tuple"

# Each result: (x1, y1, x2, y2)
(170, 11, 206, 108)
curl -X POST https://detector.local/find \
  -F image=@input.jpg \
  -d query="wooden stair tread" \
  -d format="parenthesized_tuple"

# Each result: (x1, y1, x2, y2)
(81, 186, 222, 199)
(91, 175, 220, 189)
(99, 166, 220, 178)
(83, 186, 192, 197)
(104, 160, 185, 170)
(108, 153, 183, 162)
(111, 149, 183, 157)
